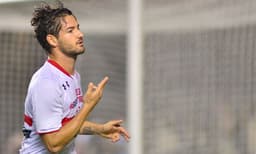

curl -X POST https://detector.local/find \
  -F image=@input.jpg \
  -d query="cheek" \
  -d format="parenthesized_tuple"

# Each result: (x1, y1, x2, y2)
(59, 34, 73, 43)
(59, 38, 75, 48)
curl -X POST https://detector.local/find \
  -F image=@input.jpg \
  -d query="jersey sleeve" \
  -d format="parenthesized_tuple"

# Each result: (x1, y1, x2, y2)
(32, 78, 63, 134)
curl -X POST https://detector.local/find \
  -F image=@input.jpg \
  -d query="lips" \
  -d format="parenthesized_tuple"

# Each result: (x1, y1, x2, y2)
(77, 40, 84, 46)
(77, 40, 83, 44)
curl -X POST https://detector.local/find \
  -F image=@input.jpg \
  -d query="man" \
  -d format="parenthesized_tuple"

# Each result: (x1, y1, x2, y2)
(19, 1, 130, 153)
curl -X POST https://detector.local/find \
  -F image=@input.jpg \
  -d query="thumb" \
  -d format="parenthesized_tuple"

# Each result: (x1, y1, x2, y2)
(111, 120, 123, 127)
(87, 82, 94, 93)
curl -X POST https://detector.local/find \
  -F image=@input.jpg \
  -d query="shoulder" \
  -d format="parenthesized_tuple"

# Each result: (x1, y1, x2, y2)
(74, 71, 81, 80)
(29, 63, 62, 91)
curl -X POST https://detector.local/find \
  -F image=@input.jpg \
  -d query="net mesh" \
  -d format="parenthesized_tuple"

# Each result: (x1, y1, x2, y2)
(144, 26, 256, 154)
(0, 32, 46, 153)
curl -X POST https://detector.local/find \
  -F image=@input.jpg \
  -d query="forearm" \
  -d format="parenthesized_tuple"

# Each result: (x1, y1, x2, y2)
(79, 120, 131, 143)
(79, 121, 104, 135)
(41, 77, 108, 153)
(41, 103, 96, 153)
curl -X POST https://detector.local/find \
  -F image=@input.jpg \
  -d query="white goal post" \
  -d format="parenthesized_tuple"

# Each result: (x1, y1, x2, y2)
(127, 0, 143, 154)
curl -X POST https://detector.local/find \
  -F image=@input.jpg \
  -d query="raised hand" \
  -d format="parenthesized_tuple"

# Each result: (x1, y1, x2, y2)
(83, 76, 109, 106)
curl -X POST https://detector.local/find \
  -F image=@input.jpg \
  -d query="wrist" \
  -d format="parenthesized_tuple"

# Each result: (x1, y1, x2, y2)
(81, 101, 96, 113)
(102, 124, 105, 132)
(95, 124, 105, 135)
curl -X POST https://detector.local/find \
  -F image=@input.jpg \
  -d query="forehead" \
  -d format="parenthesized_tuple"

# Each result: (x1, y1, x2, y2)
(60, 15, 78, 29)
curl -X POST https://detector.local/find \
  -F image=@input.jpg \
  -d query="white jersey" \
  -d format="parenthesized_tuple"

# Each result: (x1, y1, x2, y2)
(20, 59, 84, 154)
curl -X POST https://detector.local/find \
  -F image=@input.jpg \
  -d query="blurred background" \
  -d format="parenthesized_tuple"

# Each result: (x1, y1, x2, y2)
(1, 0, 256, 154)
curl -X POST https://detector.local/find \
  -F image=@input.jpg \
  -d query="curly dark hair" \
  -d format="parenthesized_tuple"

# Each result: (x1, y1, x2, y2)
(31, 1, 74, 53)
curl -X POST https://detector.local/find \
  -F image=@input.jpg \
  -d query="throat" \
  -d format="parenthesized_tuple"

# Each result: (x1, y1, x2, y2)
(48, 55, 76, 75)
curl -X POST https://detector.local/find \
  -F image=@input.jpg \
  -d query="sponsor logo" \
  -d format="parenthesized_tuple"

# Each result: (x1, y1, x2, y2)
(75, 88, 81, 95)
(69, 99, 78, 109)
(62, 81, 70, 90)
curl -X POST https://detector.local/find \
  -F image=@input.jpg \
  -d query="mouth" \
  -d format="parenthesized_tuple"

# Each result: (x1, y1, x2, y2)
(77, 39, 84, 46)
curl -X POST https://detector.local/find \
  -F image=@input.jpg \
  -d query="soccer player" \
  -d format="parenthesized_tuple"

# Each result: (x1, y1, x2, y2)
(19, 1, 130, 153)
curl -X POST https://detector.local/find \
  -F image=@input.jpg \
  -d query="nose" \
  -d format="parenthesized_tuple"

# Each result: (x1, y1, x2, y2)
(77, 29, 84, 38)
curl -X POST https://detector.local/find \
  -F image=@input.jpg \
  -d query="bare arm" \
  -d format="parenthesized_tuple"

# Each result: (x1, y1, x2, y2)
(40, 77, 109, 153)
(79, 121, 104, 135)
(79, 120, 130, 142)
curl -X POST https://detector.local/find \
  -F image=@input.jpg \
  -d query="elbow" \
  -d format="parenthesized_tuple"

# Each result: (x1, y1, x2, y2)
(41, 134, 65, 153)
(46, 144, 64, 153)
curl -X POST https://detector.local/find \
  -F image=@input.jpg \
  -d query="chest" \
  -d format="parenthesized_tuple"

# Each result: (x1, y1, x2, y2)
(61, 78, 83, 118)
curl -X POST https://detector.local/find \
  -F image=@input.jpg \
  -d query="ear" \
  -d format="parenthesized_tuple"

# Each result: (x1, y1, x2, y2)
(46, 34, 58, 48)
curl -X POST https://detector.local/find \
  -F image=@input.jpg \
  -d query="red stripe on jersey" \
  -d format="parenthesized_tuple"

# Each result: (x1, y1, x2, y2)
(38, 129, 60, 135)
(37, 117, 75, 135)
(38, 117, 74, 135)
(24, 114, 33, 126)
(62, 117, 74, 126)
(47, 59, 72, 78)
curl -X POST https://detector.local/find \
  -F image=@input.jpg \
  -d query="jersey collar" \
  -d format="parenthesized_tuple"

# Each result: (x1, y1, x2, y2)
(47, 59, 72, 78)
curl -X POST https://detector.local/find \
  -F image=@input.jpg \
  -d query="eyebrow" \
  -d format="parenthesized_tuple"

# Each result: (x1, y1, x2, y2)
(66, 24, 80, 30)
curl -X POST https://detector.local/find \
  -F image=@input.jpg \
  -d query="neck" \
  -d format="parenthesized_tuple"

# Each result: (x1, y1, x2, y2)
(48, 53, 76, 75)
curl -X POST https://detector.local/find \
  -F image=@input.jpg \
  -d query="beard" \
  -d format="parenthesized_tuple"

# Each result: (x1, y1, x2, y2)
(60, 45, 85, 59)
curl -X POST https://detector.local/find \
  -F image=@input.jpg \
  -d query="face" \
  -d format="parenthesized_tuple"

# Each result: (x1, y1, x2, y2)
(57, 15, 85, 58)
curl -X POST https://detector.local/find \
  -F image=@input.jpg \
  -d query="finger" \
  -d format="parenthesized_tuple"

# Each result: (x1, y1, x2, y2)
(110, 120, 123, 127)
(111, 134, 120, 143)
(121, 133, 130, 142)
(119, 127, 130, 141)
(87, 82, 94, 93)
(97, 76, 109, 90)
(92, 85, 97, 91)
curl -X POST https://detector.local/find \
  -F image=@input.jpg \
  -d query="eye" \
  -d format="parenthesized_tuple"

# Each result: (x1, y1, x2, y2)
(67, 29, 73, 33)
